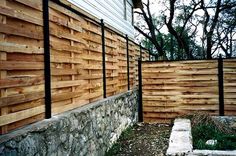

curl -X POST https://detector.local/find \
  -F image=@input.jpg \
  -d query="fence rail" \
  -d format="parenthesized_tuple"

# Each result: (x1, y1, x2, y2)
(0, 0, 149, 134)
(140, 58, 236, 123)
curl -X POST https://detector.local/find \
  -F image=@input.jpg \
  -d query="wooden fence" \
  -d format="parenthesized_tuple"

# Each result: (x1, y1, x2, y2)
(224, 59, 236, 115)
(141, 59, 236, 123)
(0, 0, 149, 134)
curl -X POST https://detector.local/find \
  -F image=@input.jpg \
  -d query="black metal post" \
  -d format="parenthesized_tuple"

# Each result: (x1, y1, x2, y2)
(43, 0, 51, 119)
(138, 58, 143, 122)
(101, 19, 106, 98)
(126, 35, 130, 90)
(140, 44, 142, 61)
(218, 54, 224, 116)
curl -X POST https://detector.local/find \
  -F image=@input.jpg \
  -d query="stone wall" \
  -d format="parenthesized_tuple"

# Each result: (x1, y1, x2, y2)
(0, 89, 139, 156)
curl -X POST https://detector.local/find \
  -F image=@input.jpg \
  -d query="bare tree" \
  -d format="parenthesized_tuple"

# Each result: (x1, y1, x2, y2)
(134, 0, 165, 59)
(135, 0, 202, 60)
(134, 0, 236, 59)
(164, 0, 202, 59)
(200, 0, 236, 58)
(215, 5, 236, 58)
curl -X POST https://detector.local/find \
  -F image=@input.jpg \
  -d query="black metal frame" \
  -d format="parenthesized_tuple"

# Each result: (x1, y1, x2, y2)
(101, 19, 107, 98)
(126, 35, 130, 90)
(43, 0, 51, 119)
(138, 58, 143, 122)
(218, 55, 224, 116)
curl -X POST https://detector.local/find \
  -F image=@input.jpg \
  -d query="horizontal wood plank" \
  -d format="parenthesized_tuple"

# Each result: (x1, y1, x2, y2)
(0, 105, 45, 126)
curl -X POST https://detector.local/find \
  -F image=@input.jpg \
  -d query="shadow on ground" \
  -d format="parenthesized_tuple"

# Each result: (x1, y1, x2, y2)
(106, 123, 171, 156)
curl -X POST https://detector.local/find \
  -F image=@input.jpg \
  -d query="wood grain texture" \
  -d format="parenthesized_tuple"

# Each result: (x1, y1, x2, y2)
(0, 0, 44, 134)
(48, 1, 149, 113)
(0, 0, 149, 134)
(142, 60, 220, 123)
(223, 59, 236, 116)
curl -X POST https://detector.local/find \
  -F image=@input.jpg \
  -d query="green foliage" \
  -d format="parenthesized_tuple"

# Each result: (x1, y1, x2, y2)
(141, 27, 203, 60)
(191, 116, 236, 150)
(119, 126, 134, 140)
(105, 143, 121, 156)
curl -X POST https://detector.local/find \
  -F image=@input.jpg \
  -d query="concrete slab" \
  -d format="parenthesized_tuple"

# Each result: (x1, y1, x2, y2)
(172, 119, 191, 131)
(166, 118, 192, 156)
(192, 150, 236, 156)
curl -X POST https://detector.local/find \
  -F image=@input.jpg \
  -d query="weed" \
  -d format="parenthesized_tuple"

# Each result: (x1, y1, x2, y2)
(120, 126, 134, 140)
(105, 143, 121, 156)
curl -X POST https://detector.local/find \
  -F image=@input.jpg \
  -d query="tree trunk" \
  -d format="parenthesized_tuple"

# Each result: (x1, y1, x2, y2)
(206, 37, 213, 59)
(206, 0, 222, 59)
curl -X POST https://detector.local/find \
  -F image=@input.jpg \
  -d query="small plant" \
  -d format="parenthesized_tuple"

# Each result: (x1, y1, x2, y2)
(120, 126, 135, 140)
(105, 143, 121, 156)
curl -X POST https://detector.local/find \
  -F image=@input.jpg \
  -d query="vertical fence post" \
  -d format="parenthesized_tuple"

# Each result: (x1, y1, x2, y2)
(126, 35, 130, 90)
(43, 0, 51, 119)
(218, 54, 224, 116)
(101, 19, 106, 98)
(138, 58, 143, 122)
(140, 44, 142, 61)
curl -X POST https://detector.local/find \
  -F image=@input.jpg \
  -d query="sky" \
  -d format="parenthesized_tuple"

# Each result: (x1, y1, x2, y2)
(134, 0, 236, 57)
(134, 0, 205, 40)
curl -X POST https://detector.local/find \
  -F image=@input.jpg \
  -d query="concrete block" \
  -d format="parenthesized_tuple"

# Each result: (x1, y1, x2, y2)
(166, 119, 193, 156)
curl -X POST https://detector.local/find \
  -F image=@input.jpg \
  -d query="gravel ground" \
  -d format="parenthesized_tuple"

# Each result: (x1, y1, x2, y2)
(105, 123, 171, 156)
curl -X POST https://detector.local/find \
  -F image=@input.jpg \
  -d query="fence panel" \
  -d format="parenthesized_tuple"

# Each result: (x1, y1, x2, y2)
(105, 30, 119, 97)
(0, 0, 149, 134)
(0, 0, 45, 134)
(129, 42, 135, 88)
(49, 2, 103, 115)
(224, 59, 236, 115)
(117, 37, 128, 93)
(142, 60, 219, 123)
(134, 46, 141, 87)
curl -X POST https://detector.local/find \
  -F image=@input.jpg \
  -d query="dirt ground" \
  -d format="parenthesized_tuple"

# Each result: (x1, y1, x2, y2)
(105, 123, 171, 156)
